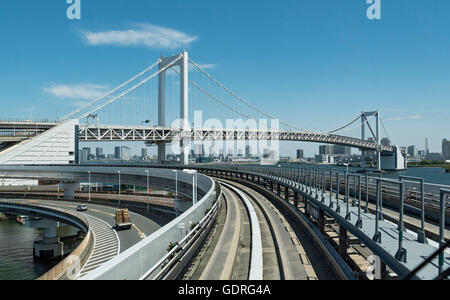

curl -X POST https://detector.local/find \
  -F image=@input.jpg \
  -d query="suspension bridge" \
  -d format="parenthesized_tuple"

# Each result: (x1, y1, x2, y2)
(0, 51, 404, 170)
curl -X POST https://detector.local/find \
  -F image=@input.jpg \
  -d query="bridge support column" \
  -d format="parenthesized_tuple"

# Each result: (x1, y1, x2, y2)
(29, 219, 64, 260)
(277, 183, 281, 196)
(285, 187, 289, 202)
(60, 182, 80, 200)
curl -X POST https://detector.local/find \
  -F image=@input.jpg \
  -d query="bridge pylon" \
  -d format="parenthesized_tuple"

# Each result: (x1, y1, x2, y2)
(157, 51, 189, 165)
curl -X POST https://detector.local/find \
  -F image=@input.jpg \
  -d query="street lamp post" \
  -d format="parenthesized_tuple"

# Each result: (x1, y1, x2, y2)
(88, 171, 91, 202)
(183, 169, 198, 205)
(145, 170, 149, 213)
(173, 170, 178, 202)
(117, 170, 121, 207)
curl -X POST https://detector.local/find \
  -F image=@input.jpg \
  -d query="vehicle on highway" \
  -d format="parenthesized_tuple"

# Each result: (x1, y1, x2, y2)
(115, 209, 132, 230)
(77, 204, 88, 212)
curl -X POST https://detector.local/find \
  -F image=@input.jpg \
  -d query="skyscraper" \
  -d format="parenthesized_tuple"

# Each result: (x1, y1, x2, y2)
(425, 138, 429, 154)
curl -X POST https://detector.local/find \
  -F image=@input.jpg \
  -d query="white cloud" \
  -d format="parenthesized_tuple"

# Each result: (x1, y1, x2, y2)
(385, 115, 424, 121)
(43, 83, 110, 100)
(80, 24, 197, 49)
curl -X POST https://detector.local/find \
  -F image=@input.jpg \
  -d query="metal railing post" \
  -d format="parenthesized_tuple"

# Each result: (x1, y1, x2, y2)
(356, 175, 363, 228)
(321, 169, 325, 202)
(395, 182, 407, 262)
(329, 170, 334, 208)
(365, 173, 369, 213)
(345, 171, 351, 220)
(439, 189, 449, 276)
(336, 171, 341, 213)
(399, 176, 427, 244)
(373, 179, 382, 243)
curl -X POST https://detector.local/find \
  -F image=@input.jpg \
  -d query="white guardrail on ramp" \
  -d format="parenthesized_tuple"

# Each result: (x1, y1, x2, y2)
(80, 172, 216, 280)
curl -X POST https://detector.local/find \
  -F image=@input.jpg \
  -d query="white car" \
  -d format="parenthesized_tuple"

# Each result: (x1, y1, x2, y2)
(77, 204, 88, 212)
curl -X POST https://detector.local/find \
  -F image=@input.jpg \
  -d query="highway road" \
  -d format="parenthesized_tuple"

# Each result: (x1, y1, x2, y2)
(3, 198, 162, 278)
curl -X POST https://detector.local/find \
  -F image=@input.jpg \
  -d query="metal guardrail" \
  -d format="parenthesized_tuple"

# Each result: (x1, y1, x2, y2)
(195, 165, 449, 280)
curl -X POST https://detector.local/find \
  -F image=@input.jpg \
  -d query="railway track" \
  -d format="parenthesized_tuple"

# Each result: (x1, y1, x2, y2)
(185, 179, 337, 280)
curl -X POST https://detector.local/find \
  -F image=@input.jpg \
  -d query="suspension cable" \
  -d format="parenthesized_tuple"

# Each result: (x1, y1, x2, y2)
(170, 67, 253, 120)
(380, 117, 391, 141)
(79, 55, 181, 120)
(189, 58, 306, 132)
(326, 112, 363, 134)
(60, 60, 161, 122)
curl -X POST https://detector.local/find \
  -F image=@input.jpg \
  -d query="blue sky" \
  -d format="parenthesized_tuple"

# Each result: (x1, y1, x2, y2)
(1, 0, 449, 157)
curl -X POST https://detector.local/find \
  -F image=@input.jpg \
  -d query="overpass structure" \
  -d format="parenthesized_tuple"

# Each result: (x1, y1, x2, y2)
(0, 164, 448, 280)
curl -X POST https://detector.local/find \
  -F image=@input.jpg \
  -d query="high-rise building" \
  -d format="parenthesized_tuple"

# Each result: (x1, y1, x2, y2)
(141, 148, 148, 159)
(114, 147, 121, 159)
(296, 149, 304, 160)
(121, 146, 131, 161)
(320, 145, 350, 156)
(425, 138, 429, 154)
(443, 139, 450, 160)
(95, 147, 103, 158)
(319, 145, 333, 155)
(408, 145, 418, 157)
(82, 147, 91, 160)
(80, 149, 89, 163)
(333, 145, 351, 155)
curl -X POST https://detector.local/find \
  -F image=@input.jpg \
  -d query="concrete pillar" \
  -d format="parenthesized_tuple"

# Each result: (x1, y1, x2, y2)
(285, 187, 289, 202)
(277, 183, 281, 196)
(61, 182, 80, 200)
(29, 219, 64, 260)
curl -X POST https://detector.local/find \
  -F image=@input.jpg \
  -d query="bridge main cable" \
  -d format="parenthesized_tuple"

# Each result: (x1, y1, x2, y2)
(189, 58, 309, 133)
(60, 59, 161, 122)
(78, 55, 182, 120)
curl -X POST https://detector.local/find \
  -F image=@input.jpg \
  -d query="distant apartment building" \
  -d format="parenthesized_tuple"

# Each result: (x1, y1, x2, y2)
(443, 139, 450, 160)
(296, 149, 304, 160)
(121, 147, 131, 161)
(95, 147, 103, 158)
(319, 145, 351, 156)
(319, 145, 333, 155)
(381, 138, 391, 147)
(114, 146, 121, 159)
(141, 148, 148, 159)
(407, 145, 418, 157)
